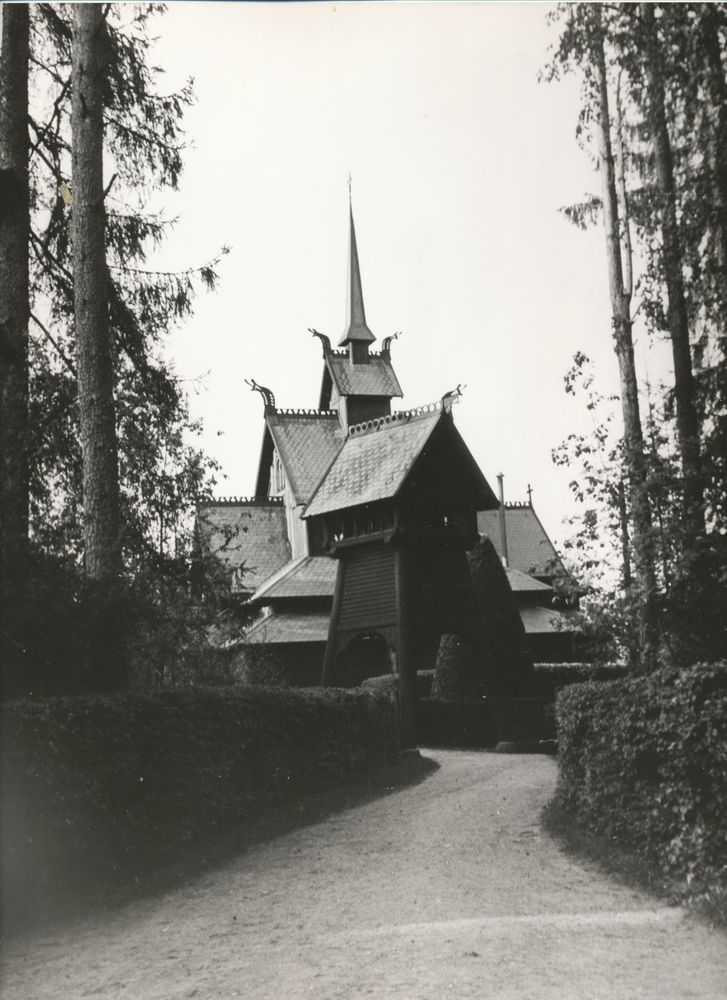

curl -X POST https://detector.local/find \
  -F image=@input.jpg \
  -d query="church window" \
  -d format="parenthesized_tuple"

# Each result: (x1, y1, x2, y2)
(274, 454, 286, 493)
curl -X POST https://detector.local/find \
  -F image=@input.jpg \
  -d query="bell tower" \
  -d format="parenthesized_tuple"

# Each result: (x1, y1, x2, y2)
(339, 204, 376, 366)
(314, 199, 404, 430)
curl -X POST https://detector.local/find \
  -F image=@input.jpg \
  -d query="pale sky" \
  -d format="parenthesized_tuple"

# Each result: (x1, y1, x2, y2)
(141, 1, 667, 553)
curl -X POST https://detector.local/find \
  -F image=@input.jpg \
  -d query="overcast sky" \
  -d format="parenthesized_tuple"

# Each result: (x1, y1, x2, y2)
(144, 1, 668, 551)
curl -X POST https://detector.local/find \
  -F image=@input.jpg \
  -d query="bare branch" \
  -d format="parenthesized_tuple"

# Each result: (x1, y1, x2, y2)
(103, 172, 118, 200)
(30, 313, 76, 375)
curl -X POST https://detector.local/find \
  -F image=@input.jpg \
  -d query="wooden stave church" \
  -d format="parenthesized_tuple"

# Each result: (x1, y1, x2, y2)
(196, 204, 579, 697)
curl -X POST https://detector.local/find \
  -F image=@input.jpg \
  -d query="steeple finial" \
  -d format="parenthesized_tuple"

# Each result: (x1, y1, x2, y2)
(338, 188, 375, 348)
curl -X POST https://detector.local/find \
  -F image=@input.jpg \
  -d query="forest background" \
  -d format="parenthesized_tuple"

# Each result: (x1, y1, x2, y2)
(1, 1, 726, 694)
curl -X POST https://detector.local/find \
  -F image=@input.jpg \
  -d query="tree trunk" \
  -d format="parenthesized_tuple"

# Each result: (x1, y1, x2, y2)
(0, 4, 30, 594)
(641, 2, 704, 540)
(699, 6, 727, 331)
(72, 4, 122, 583)
(593, 30, 658, 668)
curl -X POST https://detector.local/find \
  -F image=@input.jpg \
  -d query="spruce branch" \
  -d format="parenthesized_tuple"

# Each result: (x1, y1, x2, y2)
(30, 313, 77, 375)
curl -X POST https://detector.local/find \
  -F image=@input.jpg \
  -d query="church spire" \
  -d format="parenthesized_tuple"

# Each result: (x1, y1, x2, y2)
(338, 192, 376, 350)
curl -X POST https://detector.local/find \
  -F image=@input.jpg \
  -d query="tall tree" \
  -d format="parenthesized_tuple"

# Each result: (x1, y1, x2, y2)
(0, 4, 229, 693)
(71, 3, 122, 582)
(593, 25, 658, 665)
(639, 2, 704, 541)
(0, 4, 30, 594)
(547, 5, 658, 665)
(545, 2, 727, 664)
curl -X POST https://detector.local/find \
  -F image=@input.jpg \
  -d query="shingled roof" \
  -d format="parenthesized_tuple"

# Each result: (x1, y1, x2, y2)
(244, 611, 331, 645)
(519, 605, 576, 635)
(303, 408, 442, 516)
(265, 410, 344, 505)
(326, 352, 403, 399)
(505, 567, 553, 594)
(478, 504, 563, 579)
(249, 556, 337, 603)
(196, 501, 291, 593)
(305, 404, 498, 518)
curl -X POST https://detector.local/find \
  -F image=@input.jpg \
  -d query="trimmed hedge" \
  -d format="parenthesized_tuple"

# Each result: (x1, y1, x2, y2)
(533, 662, 627, 700)
(431, 634, 484, 701)
(554, 662, 727, 914)
(415, 697, 555, 750)
(2, 686, 398, 898)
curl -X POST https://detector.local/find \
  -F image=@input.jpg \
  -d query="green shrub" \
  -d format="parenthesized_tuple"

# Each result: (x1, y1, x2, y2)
(240, 646, 289, 686)
(469, 536, 534, 694)
(1, 687, 398, 906)
(431, 634, 484, 700)
(533, 662, 627, 699)
(361, 674, 397, 694)
(554, 662, 727, 916)
(429, 539, 536, 703)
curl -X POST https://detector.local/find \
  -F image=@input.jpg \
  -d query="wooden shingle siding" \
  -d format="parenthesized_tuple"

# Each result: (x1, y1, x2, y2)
(337, 546, 397, 631)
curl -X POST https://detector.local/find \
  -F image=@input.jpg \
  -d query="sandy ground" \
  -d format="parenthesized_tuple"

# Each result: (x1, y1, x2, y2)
(2, 750, 726, 1000)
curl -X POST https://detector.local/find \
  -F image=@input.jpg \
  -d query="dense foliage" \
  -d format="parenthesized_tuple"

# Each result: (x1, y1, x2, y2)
(431, 633, 483, 701)
(2, 686, 399, 925)
(554, 662, 727, 920)
(2, 4, 233, 694)
(545, 4, 727, 666)
(27, 3, 227, 566)
(430, 537, 535, 701)
(531, 661, 627, 699)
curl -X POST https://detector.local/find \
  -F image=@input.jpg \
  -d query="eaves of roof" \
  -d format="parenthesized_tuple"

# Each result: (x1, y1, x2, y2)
(519, 605, 580, 635)
(327, 352, 403, 399)
(266, 410, 344, 505)
(248, 556, 337, 603)
(243, 611, 331, 645)
(303, 408, 442, 517)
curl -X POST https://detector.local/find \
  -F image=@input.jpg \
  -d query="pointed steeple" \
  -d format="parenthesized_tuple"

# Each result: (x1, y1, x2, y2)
(338, 199, 376, 349)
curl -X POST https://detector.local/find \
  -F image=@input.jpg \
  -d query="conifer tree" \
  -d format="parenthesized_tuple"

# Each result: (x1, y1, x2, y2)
(0, 4, 31, 594)
(72, 3, 122, 583)
(1, 3, 229, 692)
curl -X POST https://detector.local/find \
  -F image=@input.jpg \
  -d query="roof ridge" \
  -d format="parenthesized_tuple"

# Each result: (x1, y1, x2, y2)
(198, 496, 284, 507)
(347, 401, 443, 439)
(274, 408, 339, 418)
(248, 556, 308, 603)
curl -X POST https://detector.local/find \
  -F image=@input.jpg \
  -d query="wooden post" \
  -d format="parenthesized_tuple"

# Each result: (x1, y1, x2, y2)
(395, 544, 418, 749)
(321, 557, 346, 685)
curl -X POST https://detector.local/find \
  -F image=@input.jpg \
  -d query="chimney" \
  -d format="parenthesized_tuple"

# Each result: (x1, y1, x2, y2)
(497, 473, 509, 568)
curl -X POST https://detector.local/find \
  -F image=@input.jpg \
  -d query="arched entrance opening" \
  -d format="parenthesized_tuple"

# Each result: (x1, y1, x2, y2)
(334, 632, 392, 688)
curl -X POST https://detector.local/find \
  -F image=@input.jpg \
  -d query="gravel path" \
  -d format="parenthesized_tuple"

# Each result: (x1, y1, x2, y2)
(2, 750, 726, 999)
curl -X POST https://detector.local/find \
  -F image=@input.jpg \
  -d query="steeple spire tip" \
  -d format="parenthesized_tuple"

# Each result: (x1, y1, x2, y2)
(339, 188, 375, 349)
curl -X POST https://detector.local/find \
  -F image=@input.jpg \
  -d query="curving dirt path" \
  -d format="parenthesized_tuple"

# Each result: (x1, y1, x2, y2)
(2, 750, 726, 999)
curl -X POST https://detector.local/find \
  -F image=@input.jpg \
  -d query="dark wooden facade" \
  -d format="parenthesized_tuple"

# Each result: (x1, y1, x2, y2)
(305, 405, 501, 748)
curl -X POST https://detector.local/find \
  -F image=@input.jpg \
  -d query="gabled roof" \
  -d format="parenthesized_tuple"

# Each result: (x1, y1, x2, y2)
(519, 605, 578, 635)
(478, 504, 563, 578)
(249, 556, 337, 603)
(244, 611, 331, 645)
(505, 568, 552, 593)
(196, 500, 291, 593)
(304, 404, 498, 517)
(255, 410, 344, 505)
(303, 408, 441, 517)
(326, 351, 403, 399)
